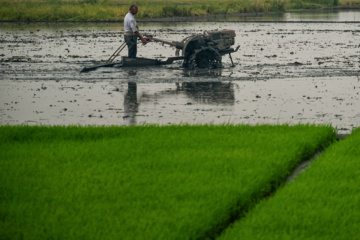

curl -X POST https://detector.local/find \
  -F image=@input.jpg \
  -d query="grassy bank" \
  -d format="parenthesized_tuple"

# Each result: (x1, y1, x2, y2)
(219, 127, 360, 239)
(0, 125, 335, 239)
(0, 0, 359, 21)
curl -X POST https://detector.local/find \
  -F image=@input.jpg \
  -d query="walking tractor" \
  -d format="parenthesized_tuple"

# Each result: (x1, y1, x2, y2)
(81, 29, 239, 72)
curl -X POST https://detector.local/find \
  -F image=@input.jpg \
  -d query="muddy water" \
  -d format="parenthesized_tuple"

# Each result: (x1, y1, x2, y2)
(1, 11, 360, 134)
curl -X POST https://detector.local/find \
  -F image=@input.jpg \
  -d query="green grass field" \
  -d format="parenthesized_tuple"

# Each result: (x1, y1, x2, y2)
(0, 124, 336, 239)
(219, 127, 360, 239)
(0, 0, 359, 21)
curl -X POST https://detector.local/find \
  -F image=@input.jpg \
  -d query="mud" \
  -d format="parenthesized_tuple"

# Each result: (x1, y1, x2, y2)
(1, 14, 360, 134)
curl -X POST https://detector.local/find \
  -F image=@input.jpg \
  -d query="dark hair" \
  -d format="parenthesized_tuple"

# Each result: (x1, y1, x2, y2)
(129, 4, 137, 11)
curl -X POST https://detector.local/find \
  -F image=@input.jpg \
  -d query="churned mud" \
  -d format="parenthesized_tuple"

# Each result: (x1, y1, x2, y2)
(1, 18, 360, 134)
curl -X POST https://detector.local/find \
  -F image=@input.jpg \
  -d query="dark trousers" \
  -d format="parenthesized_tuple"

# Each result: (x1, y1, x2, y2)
(124, 35, 137, 58)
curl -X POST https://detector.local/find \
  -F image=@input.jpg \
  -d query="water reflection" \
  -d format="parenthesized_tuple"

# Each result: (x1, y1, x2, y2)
(123, 82, 138, 125)
(182, 68, 223, 77)
(283, 9, 360, 21)
(190, 9, 360, 22)
(122, 79, 235, 125)
(176, 82, 235, 105)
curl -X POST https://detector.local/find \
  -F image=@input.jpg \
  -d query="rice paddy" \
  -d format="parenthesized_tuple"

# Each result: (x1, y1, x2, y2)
(0, 124, 337, 239)
(219, 127, 360, 239)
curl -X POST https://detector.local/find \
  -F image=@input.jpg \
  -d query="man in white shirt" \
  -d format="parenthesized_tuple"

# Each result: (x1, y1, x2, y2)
(124, 4, 147, 58)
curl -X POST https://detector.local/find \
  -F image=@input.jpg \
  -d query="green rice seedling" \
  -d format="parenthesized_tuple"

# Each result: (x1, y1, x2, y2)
(219, 127, 360, 240)
(0, 125, 335, 239)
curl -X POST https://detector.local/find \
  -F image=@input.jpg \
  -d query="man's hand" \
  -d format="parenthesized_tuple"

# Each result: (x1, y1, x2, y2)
(135, 31, 147, 45)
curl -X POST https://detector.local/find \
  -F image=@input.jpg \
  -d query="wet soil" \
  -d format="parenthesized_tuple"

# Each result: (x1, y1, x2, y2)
(1, 20, 360, 134)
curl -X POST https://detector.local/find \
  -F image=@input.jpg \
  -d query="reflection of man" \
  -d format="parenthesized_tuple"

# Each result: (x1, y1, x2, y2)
(124, 82, 138, 125)
(124, 4, 147, 58)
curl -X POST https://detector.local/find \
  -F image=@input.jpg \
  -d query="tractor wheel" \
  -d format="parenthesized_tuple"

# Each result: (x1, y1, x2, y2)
(187, 47, 222, 69)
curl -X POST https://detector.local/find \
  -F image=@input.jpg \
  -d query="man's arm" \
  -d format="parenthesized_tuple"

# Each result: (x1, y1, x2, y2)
(135, 31, 147, 45)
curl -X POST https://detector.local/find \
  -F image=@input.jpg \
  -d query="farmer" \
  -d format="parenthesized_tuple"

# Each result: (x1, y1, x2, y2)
(124, 4, 147, 58)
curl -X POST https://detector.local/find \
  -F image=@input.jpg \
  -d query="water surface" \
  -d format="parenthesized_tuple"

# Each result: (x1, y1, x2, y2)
(1, 10, 359, 133)
(177, 9, 360, 22)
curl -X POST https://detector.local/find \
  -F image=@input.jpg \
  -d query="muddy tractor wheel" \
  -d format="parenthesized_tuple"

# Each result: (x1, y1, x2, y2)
(187, 47, 222, 69)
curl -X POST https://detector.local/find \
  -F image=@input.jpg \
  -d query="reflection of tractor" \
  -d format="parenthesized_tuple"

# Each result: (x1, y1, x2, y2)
(177, 82, 235, 104)
(149, 29, 239, 69)
(81, 29, 239, 72)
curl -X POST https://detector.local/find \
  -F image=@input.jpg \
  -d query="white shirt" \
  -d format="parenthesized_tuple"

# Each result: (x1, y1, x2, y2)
(124, 12, 138, 35)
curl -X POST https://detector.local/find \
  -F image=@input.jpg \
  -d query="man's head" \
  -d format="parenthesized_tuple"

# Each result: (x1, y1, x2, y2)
(129, 4, 138, 15)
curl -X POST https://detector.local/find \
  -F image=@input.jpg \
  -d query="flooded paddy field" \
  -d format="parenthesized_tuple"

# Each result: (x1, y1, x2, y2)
(1, 10, 360, 134)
